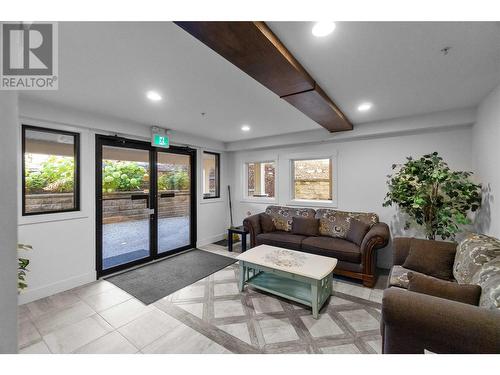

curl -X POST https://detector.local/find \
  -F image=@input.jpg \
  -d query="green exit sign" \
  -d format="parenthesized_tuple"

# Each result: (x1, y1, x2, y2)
(153, 134, 170, 148)
(151, 127, 170, 148)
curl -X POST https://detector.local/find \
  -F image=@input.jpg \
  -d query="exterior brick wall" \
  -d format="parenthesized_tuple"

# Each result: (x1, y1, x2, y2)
(293, 159, 331, 200)
(264, 164, 275, 197)
(294, 179, 331, 200)
(247, 162, 276, 197)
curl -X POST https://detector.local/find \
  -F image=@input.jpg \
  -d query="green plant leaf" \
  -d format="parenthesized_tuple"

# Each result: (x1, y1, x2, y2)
(384, 152, 482, 240)
(18, 245, 33, 293)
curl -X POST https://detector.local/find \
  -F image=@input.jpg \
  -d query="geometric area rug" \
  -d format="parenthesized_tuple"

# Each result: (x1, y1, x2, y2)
(154, 261, 383, 354)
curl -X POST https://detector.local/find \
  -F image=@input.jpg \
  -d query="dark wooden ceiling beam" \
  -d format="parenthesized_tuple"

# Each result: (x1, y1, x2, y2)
(282, 84, 352, 132)
(175, 21, 352, 132)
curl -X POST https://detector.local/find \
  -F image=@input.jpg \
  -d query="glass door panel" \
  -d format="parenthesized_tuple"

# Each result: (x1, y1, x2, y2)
(101, 145, 151, 270)
(157, 152, 191, 254)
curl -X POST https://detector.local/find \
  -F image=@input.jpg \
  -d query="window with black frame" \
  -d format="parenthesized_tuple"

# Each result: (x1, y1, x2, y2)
(202, 151, 220, 199)
(22, 125, 80, 215)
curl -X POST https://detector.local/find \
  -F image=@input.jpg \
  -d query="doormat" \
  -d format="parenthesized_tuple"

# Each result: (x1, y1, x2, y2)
(106, 249, 236, 304)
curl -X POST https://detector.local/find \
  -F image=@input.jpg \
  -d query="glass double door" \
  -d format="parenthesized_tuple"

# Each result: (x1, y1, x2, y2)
(96, 136, 195, 276)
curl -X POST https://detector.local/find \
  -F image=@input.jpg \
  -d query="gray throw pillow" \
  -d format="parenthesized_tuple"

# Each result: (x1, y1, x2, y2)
(403, 239, 456, 280)
(260, 213, 276, 233)
(408, 272, 481, 306)
(291, 217, 319, 236)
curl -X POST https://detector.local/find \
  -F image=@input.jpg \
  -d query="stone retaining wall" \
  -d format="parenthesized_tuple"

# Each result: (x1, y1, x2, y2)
(25, 193, 74, 213)
(103, 190, 190, 224)
(25, 191, 189, 222)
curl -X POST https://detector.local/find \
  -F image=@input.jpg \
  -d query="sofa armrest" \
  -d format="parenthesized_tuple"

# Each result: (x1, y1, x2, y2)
(382, 288, 500, 354)
(360, 222, 389, 274)
(243, 214, 262, 248)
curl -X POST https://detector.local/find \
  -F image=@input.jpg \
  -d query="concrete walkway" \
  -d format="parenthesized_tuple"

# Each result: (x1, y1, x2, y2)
(103, 216, 190, 267)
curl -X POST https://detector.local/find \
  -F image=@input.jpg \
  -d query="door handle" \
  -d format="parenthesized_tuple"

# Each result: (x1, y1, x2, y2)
(131, 194, 151, 208)
(131, 194, 148, 200)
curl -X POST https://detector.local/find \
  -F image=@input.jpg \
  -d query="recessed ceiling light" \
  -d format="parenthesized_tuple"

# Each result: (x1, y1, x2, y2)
(146, 91, 162, 102)
(241, 125, 251, 132)
(312, 22, 336, 37)
(357, 102, 373, 112)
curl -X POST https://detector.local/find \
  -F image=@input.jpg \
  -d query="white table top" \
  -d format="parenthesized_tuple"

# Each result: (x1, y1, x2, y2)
(236, 245, 337, 280)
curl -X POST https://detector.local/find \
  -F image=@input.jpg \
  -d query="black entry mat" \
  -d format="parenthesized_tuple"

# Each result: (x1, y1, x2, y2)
(103, 249, 149, 270)
(105, 249, 236, 305)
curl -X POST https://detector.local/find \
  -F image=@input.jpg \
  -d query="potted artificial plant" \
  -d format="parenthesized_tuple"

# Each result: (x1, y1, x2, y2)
(18, 244, 32, 293)
(383, 152, 482, 240)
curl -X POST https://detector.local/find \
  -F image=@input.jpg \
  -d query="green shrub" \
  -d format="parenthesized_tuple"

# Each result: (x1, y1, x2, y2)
(25, 157, 190, 194)
(158, 169, 190, 191)
(102, 161, 147, 193)
(25, 156, 74, 194)
(102, 162, 189, 193)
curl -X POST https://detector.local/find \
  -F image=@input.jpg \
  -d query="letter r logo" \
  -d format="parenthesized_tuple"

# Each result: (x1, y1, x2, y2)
(2, 23, 53, 76)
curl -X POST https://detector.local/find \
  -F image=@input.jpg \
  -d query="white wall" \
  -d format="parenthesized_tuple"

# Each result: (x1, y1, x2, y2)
(0, 92, 19, 353)
(225, 107, 476, 151)
(14, 96, 484, 301)
(473, 83, 500, 238)
(227, 112, 475, 269)
(197, 149, 231, 247)
(18, 99, 228, 304)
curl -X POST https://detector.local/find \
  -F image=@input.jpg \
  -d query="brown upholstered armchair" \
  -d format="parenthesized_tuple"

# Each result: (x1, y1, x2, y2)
(381, 237, 500, 354)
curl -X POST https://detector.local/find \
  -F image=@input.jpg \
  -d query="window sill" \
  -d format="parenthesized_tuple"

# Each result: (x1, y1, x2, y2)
(240, 198, 277, 205)
(18, 210, 89, 226)
(200, 197, 224, 204)
(286, 200, 338, 208)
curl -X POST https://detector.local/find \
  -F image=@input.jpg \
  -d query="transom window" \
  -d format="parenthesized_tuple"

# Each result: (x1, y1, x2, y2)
(22, 125, 80, 215)
(292, 158, 332, 201)
(246, 161, 276, 199)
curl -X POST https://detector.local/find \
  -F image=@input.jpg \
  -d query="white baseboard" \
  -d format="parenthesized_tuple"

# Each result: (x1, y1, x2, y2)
(19, 234, 228, 304)
(18, 271, 96, 305)
(197, 233, 225, 248)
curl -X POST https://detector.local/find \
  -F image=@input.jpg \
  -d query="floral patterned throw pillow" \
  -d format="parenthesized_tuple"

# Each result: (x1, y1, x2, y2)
(264, 206, 316, 232)
(453, 233, 500, 284)
(315, 209, 378, 238)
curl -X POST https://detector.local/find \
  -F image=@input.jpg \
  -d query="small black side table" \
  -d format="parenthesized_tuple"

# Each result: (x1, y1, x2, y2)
(228, 226, 249, 252)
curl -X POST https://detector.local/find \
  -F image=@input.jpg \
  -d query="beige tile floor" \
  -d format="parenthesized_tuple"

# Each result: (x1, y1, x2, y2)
(18, 246, 387, 354)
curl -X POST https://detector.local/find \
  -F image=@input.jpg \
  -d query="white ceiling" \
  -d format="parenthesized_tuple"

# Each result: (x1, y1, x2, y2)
(268, 22, 500, 124)
(22, 22, 500, 142)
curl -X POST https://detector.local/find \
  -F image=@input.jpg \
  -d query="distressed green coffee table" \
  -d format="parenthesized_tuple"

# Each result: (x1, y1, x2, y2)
(237, 245, 337, 319)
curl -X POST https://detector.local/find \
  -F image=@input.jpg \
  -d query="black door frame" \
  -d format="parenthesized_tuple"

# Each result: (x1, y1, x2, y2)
(95, 134, 197, 277)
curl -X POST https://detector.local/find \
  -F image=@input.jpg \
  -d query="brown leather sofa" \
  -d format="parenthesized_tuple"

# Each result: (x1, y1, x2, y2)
(243, 205, 390, 287)
(381, 236, 500, 354)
